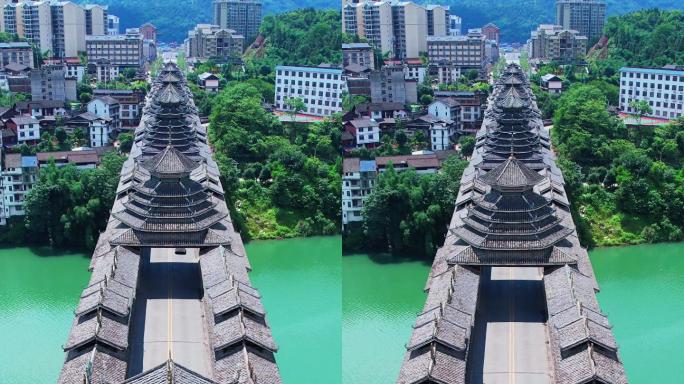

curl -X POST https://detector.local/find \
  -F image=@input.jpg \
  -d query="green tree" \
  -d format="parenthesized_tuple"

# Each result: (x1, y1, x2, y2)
(118, 132, 134, 153)
(629, 99, 653, 126)
(458, 135, 476, 158)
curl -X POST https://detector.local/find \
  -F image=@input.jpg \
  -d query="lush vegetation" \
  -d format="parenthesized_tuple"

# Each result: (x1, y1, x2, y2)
(0, 152, 126, 249)
(178, 8, 343, 239)
(254, 9, 342, 66)
(207, 82, 341, 239)
(78, 0, 336, 43)
(529, 9, 684, 247)
(551, 84, 684, 246)
(592, 9, 684, 67)
(344, 155, 469, 258)
(441, 0, 681, 43)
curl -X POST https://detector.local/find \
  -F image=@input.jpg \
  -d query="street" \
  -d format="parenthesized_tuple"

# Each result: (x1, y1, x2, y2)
(127, 247, 212, 377)
(467, 267, 551, 384)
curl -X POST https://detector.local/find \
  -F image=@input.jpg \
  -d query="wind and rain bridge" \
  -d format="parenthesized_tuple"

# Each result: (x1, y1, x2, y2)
(397, 65, 628, 384)
(57, 63, 281, 384)
(54, 62, 628, 384)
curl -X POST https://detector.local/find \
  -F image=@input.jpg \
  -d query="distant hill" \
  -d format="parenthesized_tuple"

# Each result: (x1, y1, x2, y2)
(79, 0, 337, 43)
(449, 0, 683, 43)
(80, 0, 683, 44)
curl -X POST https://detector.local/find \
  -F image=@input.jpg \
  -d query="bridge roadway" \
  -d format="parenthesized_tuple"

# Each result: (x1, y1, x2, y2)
(466, 267, 551, 384)
(127, 247, 213, 378)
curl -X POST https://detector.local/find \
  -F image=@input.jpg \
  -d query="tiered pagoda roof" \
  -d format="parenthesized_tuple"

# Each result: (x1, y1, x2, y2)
(476, 64, 549, 170)
(58, 62, 282, 383)
(397, 64, 627, 384)
(449, 156, 574, 265)
(111, 145, 230, 247)
(136, 71, 202, 160)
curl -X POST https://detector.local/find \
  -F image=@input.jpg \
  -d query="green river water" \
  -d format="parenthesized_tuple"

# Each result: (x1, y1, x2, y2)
(0, 239, 682, 383)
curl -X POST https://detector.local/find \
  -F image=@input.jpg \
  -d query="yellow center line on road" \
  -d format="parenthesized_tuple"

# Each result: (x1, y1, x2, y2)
(167, 249, 173, 359)
(509, 267, 516, 384)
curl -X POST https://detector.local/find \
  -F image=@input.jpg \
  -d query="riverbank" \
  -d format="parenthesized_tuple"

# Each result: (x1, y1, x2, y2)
(0, 236, 341, 384)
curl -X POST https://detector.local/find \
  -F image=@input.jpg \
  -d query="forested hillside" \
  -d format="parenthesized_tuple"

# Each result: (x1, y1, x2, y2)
(591, 8, 684, 67)
(79, 0, 336, 43)
(446, 0, 682, 43)
(539, 9, 684, 247)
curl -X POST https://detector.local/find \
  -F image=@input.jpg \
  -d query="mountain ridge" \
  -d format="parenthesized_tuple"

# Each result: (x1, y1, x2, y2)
(81, 0, 684, 44)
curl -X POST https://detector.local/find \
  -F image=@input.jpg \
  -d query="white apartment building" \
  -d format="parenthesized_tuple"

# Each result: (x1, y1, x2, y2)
(619, 66, 684, 120)
(2, 1, 105, 56)
(429, 119, 453, 151)
(88, 116, 109, 147)
(86, 30, 144, 68)
(2, 154, 37, 218)
(348, 118, 380, 148)
(427, 32, 486, 68)
(88, 96, 121, 130)
(344, 1, 448, 59)
(342, 158, 376, 227)
(275, 65, 344, 117)
(9, 115, 40, 143)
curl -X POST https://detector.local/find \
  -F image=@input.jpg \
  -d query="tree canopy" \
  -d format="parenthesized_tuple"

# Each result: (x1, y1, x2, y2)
(23, 152, 126, 249)
(551, 84, 684, 246)
(345, 156, 469, 258)
(208, 81, 341, 239)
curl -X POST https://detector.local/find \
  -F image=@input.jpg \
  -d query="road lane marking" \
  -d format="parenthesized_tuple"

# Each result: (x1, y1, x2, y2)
(167, 249, 173, 358)
(509, 267, 516, 384)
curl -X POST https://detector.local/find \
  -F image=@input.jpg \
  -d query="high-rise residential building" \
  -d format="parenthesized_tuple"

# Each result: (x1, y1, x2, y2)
(556, 0, 605, 42)
(86, 29, 143, 68)
(427, 31, 486, 68)
(391, 2, 427, 59)
(84, 4, 107, 35)
(3, 2, 26, 38)
(212, 0, 261, 45)
(0, 0, 8, 31)
(106, 14, 119, 35)
(343, 1, 394, 56)
(342, 42, 375, 70)
(344, 1, 447, 59)
(186, 24, 244, 62)
(0, 42, 34, 68)
(482, 22, 500, 44)
(528, 24, 587, 63)
(51, 1, 85, 58)
(619, 66, 684, 120)
(3, 1, 104, 55)
(22, 1, 53, 54)
(426, 4, 449, 37)
(448, 15, 461, 36)
(274, 65, 345, 117)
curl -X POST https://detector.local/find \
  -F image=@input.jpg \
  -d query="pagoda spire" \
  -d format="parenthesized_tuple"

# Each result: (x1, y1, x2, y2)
(479, 154, 544, 192)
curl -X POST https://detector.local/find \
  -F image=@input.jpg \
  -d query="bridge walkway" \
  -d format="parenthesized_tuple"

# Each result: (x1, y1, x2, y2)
(466, 267, 552, 384)
(127, 247, 213, 378)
